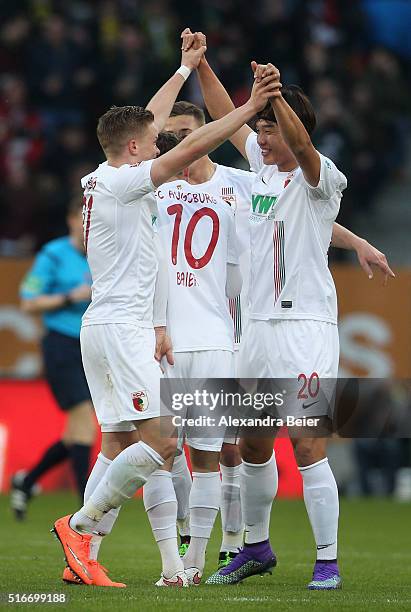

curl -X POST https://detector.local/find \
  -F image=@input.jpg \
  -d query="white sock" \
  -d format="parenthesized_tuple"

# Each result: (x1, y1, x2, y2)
(220, 463, 244, 552)
(143, 470, 183, 578)
(177, 515, 190, 539)
(82, 453, 121, 559)
(88, 507, 120, 560)
(171, 452, 192, 537)
(71, 442, 163, 533)
(241, 453, 278, 544)
(299, 458, 339, 561)
(183, 471, 221, 572)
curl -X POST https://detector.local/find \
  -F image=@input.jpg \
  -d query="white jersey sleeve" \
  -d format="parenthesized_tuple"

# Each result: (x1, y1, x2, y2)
(304, 153, 347, 202)
(110, 160, 155, 204)
(227, 211, 240, 265)
(245, 132, 263, 173)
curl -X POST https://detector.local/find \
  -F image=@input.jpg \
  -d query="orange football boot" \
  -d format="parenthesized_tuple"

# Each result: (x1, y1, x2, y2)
(62, 567, 82, 584)
(88, 561, 126, 587)
(62, 563, 126, 588)
(52, 515, 93, 585)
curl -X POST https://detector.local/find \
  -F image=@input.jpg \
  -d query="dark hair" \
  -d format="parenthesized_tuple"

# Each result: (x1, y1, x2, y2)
(97, 105, 154, 155)
(170, 101, 205, 125)
(156, 131, 182, 156)
(256, 85, 316, 135)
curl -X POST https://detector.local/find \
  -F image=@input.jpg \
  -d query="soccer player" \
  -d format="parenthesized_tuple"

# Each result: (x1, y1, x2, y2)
(51, 40, 281, 588)
(11, 199, 95, 519)
(162, 103, 253, 569)
(64, 127, 250, 585)
(191, 44, 391, 590)
(145, 129, 243, 585)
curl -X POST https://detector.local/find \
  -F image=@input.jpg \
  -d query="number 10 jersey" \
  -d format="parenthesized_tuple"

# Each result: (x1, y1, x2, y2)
(155, 174, 239, 353)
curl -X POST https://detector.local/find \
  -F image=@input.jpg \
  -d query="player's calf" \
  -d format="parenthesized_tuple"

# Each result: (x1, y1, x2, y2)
(144, 470, 185, 585)
(182, 466, 221, 583)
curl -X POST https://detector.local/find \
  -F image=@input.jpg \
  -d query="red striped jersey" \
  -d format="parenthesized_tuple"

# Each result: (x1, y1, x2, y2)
(245, 133, 347, 324)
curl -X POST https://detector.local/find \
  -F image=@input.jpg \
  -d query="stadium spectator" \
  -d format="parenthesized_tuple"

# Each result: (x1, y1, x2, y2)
(0, 1, 408, 261)
(0, 75, 44, 177)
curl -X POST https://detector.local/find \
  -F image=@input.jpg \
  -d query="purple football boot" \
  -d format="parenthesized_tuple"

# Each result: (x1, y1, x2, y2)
(205, 540, 277, 585)
(308, 560, 342, 590)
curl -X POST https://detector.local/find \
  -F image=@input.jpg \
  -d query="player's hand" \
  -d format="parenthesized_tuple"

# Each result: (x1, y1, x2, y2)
(181, 27, 195, 51)
(155, 327, 174, 366)
(68, 284, 92, 302)
(248, 71, 282, 113)
(251, 61, 281, 83)
(355, 238, 395, 286)
(181, 28, 206, 49)
(181, 32, 206, 70)
(193, 31, 207, 51)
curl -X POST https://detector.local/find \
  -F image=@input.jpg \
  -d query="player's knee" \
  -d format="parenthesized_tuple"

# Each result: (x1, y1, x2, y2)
(293, 439, 325, 467)
(189, 448, 220, 472)
(157, 438, 178, 462)
(220, 443, 241, 467)
(239, 438, 272, 464)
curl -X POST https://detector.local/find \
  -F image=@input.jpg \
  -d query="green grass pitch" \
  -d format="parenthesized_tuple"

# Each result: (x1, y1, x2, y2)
(0, 494, 410, 611)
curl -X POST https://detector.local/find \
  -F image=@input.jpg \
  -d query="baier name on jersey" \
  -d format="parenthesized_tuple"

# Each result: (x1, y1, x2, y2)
(176, 271, 199, 287)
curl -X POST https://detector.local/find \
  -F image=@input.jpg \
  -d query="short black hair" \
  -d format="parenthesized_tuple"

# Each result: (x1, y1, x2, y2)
(170, 101, 205, 125)
(256, 85, 316, 135)
(156, 131, 181, 156)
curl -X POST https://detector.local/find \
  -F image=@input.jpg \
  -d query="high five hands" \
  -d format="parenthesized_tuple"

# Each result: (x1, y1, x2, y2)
(180, 27, 207, 70)
(180, 28, 282, 106)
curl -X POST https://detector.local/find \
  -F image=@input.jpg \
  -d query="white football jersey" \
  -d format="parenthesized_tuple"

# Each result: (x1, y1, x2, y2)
(81, 160, 158, 327)
(215, 165, 254, 345)
(164, 164, 253, 346)
(245, 132, 347, 324)
(155, 170, 242, 352)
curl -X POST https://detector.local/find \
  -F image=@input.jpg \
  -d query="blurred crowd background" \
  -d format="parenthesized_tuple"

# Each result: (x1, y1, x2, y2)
(0, 0, 410, 256)
(0, 0, 411, 498)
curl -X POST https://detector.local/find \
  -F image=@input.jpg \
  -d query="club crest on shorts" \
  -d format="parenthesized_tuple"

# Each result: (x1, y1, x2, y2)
(131, 390, 149, 412)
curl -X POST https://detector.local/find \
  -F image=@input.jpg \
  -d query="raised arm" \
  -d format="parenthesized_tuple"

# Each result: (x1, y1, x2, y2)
(197, 56, 253, 160)
(331, 223, 395, 285)
(269, 88, 320, 186)
(251, 61, 322, 186)
(146, 30, 205, 131)
(150, 73, 279, 187)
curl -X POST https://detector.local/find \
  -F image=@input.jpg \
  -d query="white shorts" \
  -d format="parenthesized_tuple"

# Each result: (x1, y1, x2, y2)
(80, 324, 163, 432)
(164, 350, 235, 379)
(163, 350, 235, 452)
(238, 319, 339, 418)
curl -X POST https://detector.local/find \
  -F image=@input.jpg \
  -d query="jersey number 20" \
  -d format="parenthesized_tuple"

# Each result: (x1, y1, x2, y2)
(167, 204, 220, 269)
